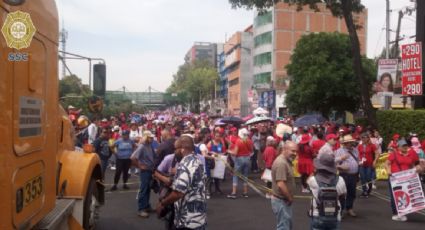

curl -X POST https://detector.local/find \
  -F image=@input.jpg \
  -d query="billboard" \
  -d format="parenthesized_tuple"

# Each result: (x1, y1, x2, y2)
(401, 42, 422, 96)
(258, 90, 275, 109)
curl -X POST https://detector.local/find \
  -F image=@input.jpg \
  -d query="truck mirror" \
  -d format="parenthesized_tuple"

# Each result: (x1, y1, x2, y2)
(93, 64, 106, 97)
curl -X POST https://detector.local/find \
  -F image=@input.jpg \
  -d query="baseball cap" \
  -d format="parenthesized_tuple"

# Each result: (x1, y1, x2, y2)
(326, 134, 338, 141)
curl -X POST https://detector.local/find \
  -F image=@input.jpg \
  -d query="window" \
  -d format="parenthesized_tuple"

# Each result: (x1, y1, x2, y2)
(254, 72, 271, 85)
(229, 78, 239, 87)
(254, 11, 272, 27)
(254, 52, 272, 66)
(254, 32, 272, 47)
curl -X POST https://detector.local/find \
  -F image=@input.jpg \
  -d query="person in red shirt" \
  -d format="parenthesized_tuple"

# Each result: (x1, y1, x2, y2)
(387, 134, 400, 153)
(297, 134, 315, 193)
(358, 133, 379, 197)
(263, 136, 277, 198)
(311, 132, 326, 156)
(386, 139, 419, 221)
(227, 128, 253, 199)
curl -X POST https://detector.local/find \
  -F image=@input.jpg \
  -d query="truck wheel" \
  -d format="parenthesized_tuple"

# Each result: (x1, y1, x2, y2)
(83, 178, 98, 230)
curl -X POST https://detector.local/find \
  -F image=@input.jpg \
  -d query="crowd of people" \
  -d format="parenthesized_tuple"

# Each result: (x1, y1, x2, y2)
(68, 106, 425, 230)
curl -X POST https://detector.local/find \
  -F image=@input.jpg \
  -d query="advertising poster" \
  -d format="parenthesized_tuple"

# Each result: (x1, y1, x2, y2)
(401, 42, 423, 96)
(390, 169, 425, 216)
(259, 90, 276, 109)
(212, 155, 228, 179)
(373, 59, 398, 108)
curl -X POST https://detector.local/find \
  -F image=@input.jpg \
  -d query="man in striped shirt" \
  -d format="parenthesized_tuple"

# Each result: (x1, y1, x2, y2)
(335, 135, 359, 217)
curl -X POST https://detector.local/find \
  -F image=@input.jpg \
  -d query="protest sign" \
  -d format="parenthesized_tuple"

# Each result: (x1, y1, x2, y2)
(212, 155, 227, 179)
(390, 168, 425, 216)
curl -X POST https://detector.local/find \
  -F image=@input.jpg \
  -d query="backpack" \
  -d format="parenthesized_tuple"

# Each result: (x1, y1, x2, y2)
(313, 176, 340, 223)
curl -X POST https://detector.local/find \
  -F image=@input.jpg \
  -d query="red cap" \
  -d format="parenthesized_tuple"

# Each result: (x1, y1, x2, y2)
(393, 134, 400, 140)
(230, 127, 237, 132)
(299, 134, 311, 144)
(326, 134, 338, 141)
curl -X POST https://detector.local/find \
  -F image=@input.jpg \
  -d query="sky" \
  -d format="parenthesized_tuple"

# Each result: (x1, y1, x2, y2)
(56, 0, 417, 93)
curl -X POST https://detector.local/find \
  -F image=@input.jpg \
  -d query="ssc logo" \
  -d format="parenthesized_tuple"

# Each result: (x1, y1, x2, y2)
(1, 10, 36, 50)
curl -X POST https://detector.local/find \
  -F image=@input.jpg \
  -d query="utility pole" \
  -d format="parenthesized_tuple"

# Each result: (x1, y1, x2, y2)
(393, 10, 403, 58)
(59, 26, 68, 79)
(386, 0, 390, 59)
(415, 0, 425, 108)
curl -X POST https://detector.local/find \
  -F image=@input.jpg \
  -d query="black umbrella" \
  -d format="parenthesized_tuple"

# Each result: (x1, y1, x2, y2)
(294, 114, 327, 127)
(221, 116, 244, 125)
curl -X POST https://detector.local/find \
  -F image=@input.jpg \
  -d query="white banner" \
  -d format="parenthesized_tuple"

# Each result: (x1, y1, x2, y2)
(212, 155, 227, 179)
(390, 168, 425, 216)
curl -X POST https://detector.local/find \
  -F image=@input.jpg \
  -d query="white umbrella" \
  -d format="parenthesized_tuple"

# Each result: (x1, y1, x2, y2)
(276, 123, 293, 136)
(253, 107, 269, 116)
(245, 116, 272, 125)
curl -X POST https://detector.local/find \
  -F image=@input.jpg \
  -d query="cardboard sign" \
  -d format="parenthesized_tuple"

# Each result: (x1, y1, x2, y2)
(401, 42, 422, 95)
(390, 168, 425, 216)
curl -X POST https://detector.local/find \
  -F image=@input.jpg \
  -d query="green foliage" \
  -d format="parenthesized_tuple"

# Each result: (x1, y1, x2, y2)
(166, 61, 219, 112)
(285, 32, 376, 115)
(354, 117, 369, 127)
(228, 0, 364, 17)
(377, 110, 425, 147)
(59, 74, 90, 98)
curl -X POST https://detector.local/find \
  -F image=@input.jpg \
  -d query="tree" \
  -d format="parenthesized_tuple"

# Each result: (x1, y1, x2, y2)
(166, 61, 218, 112)
(285, 32, 376, 116)
(59, 74, 90, 98)
(228, 0, 377, 127)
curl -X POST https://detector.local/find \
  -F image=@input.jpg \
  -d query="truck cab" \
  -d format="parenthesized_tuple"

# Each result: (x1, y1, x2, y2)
(0, 1, 104, 229)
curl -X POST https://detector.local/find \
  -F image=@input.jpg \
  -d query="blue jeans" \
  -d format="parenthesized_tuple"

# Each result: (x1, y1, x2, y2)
(100, 158, 109, 178)
(359, 166, 373, 194)
(311, 217, 339, 230)
(271, 197, 292, 230)
(388, 180, 397, 215)
(233, 156, 250, 186)
(138, 170, 153, 211)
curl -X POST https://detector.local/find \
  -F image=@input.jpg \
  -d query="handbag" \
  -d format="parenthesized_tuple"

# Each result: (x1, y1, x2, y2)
(261, 169, 272, 182)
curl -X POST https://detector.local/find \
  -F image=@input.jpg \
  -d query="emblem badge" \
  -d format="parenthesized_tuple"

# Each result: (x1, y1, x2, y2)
(1, 10, 36, 50)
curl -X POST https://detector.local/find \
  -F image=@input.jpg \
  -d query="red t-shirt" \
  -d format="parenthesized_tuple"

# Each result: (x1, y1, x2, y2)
(235, 139, 253, 157)
(263, 146, 277, 169)
(298, 144, 314, 160)
(388, 149, 419, 173)
(333, 141, 341, 151)
(311, 139, 326, 155)
(358, 143, 377, 167)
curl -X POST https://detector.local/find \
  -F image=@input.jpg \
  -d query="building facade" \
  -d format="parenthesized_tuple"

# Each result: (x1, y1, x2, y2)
(185, 42, 218, 66)
(225, 26, 254, 116)
(252, 2, 368, 116)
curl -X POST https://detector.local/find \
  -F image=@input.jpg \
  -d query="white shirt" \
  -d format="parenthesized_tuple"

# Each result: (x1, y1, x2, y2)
(87, 123, 98, 144)
(307, 176, 347, 221)
(129, 130, 140, 141)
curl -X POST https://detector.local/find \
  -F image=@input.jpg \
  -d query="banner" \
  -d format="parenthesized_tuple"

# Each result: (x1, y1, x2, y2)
(390, 168, 425, 216)
(212, 155, 227, 179)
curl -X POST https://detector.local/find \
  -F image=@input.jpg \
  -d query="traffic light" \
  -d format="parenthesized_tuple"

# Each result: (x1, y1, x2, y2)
(93, 63, 106, 97)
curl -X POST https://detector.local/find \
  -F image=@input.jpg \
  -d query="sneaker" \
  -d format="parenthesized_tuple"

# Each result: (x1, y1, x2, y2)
(227, 194, 237, 199)
(301, 188, 310, 193)
(347, 209, 357, 217)
(392, 215, 407, 222)
(206, 195, 211, 200)
(360, 193, 369, 198)
(110, 166, 116, 170)
(242, 193, 249, 198)
(110, 185, 118, 191)
(123, 184, 130, 190)
(138, 211, 149, 218)
(372, 184, 377, 190)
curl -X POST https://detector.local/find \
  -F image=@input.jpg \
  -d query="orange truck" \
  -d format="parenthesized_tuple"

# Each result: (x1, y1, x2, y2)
(0, 0, 104, 229)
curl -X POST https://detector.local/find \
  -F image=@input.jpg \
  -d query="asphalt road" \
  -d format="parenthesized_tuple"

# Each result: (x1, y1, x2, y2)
(95, 169, 425, 230)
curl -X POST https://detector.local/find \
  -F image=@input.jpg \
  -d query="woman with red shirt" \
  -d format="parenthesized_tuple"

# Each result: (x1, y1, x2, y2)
(386, 139, 419, 222)
(227, 128, 253, 199)
(297, 134, 315, 193)
(263, 136, 277, 198)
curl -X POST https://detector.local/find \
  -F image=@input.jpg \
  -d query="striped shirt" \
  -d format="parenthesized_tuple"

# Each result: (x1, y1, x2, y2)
(335, 147, 359, 174)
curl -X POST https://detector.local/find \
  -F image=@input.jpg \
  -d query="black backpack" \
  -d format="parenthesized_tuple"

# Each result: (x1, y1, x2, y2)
(313, 176, 340, 223)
